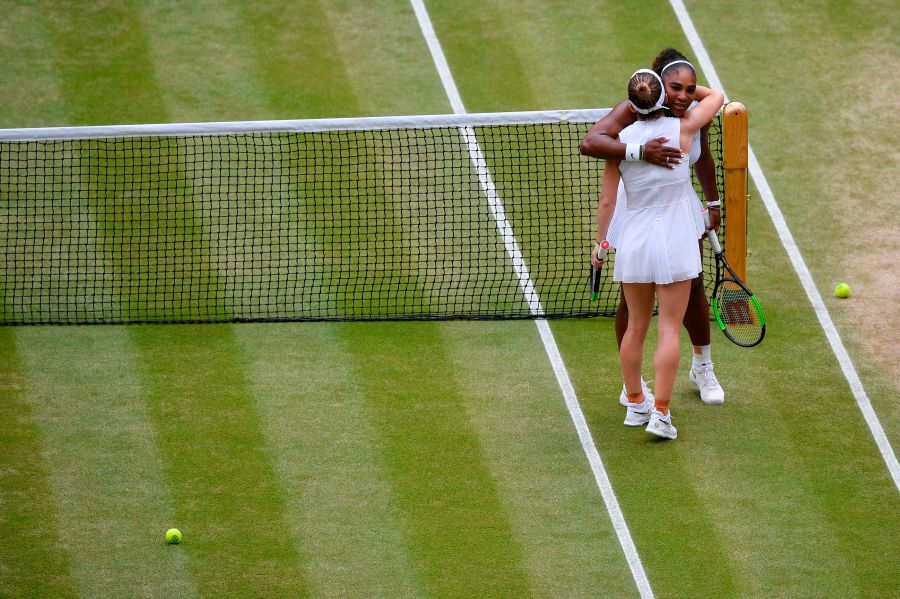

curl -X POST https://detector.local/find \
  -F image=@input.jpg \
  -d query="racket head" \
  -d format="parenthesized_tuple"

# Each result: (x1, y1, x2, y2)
(711, 278, 766, 347)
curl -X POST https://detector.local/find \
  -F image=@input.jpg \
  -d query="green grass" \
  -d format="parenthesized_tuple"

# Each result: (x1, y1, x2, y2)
(0, 330, 78, 598)
(5, 327, 196, 597)
(1, 1, 898, 598)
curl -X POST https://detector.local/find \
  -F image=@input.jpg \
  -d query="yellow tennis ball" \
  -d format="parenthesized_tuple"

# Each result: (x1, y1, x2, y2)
(834, 283, 850, 298)
(165, 528, 182, 544)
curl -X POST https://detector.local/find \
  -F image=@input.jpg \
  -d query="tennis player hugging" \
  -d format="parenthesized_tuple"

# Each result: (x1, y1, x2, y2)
(586, 68, 723, 440)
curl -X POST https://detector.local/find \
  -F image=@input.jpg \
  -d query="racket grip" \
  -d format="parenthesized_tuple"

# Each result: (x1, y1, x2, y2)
(703, 210, 723, 254)
(706, 229, 723, 254)
(589, 240, 608, 302)
(590, 267, 601, 302)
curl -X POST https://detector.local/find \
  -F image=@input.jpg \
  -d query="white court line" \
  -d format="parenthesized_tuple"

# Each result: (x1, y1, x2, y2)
(670, 0, 900, 493)
(409, 1, 655, 597)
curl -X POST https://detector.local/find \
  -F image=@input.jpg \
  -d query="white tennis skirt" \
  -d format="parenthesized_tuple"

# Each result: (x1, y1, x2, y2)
(612, 197, 704, 285)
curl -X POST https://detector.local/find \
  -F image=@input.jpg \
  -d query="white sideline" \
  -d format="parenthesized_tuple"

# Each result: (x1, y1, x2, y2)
(409, 1, 655, 598)
(670, 0, 900, 492)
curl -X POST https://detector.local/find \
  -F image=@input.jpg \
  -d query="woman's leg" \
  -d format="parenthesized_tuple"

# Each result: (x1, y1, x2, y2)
(683, 270, 710, 347)
(620, 283, 655, 402)
(653, 280, 692, 414)
(683, 239, 725, 403)
(615, 286, 629, 350)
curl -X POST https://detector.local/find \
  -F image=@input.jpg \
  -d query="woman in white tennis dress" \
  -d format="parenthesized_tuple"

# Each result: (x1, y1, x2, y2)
(592, 69, 723, 439)
(581, 51, 727, 407)
(605, 103, 704, 256)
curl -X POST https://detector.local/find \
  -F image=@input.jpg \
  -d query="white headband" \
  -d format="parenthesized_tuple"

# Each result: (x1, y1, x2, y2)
(660, 59, 695, 75)
(628, 69, 666, 114)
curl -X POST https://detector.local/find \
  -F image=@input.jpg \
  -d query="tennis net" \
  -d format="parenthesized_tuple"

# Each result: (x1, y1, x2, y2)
(0, 109, 724, 325)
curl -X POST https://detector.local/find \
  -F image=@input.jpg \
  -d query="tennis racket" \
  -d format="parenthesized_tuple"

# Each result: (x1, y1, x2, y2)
(705, 223, 766, 347)
(589, 240, 609, 302)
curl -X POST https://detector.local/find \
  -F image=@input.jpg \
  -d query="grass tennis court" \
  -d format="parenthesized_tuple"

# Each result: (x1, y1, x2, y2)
(1, 1, 898, 597)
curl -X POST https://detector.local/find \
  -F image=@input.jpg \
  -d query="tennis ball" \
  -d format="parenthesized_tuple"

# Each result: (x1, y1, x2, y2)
(165, 528, 182, 544)
(834, 283, 850, 298)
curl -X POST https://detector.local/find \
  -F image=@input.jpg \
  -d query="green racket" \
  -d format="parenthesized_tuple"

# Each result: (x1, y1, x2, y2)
(706, 227, 766, 347)
(589, 240, 609, 302)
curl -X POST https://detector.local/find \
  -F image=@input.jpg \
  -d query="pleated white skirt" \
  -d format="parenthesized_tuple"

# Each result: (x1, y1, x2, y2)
(611, 194, 704, 285)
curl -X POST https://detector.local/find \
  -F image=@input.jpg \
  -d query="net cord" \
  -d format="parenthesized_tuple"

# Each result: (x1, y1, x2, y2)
(0, 109, 612, 142)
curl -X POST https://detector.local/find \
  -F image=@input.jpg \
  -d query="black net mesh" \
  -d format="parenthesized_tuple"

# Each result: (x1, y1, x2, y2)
(0, 113, 723, 325)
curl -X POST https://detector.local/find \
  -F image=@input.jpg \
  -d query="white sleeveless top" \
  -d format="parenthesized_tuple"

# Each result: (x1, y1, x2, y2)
(606, 101, 704, 248)
(610, 116, 704, 284)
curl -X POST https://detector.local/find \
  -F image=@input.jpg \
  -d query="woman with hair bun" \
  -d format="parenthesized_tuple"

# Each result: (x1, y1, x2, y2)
(581, 48, 726, 409)
(590, 68, 724, 439)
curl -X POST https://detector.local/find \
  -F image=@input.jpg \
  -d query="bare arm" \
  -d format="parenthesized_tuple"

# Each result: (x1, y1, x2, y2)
(680, 86, 725, 142)
(580, 100, 682, 167)
(695, 123, 721, 230)
(591, 161, 620, 268)
(580, 101, 634, 160)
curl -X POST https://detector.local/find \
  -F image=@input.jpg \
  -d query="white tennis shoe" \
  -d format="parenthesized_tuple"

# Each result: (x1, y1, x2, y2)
(619, 378, 654, 407)
(624, 395, 654, 426)
(689, 362, 725, 405)
(646, 409, 677, 439)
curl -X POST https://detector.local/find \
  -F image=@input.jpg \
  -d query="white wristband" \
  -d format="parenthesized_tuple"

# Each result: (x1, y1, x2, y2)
(706, 200, 721, 208)
(625, 143, 641, 161)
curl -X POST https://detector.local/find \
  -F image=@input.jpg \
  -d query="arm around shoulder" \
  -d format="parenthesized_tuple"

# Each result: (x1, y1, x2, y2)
(682, 86, 724, 134)
(579, 101, 636, 160)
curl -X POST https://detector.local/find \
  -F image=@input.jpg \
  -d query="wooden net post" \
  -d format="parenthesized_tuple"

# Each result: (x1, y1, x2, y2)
(723, 102, 749, 281)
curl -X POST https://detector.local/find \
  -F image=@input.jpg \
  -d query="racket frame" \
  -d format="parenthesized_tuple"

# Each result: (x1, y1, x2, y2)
(706, 227, 766, 347)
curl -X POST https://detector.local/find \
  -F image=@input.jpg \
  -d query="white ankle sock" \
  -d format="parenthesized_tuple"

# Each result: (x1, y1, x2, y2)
(692, 345, 712, 368)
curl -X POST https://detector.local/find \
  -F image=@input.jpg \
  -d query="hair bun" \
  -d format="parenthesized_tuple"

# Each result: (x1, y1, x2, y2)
(635, 82, 652, 102)
(628, 70, 663, 113)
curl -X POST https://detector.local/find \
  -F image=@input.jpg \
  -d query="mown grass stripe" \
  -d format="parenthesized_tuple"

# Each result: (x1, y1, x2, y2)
(550, 318, 739, 597)
(141, 0, 450, 121)
(424, 0, 669, 113)
(137, 0, 288, 123)
(10, 327, 197, 598)
(682, 397, 862, 596)
(438, 321, 640, 596)
(313, 0, 451, 117)
(33, 1, 233, 324)
(0, 330, 78, 598)
(340, 321, 533, 598)
(42, 2, 167, 125)
(0, 3, 67, 128)
(236, 0, 367, 119)
(130, 324, 309, 597)
(234, 322, 423, 597)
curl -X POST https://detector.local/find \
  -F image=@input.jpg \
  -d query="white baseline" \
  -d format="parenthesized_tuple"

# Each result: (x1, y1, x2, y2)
(670, 0, 900, 492)
(409, 1, 655, 598)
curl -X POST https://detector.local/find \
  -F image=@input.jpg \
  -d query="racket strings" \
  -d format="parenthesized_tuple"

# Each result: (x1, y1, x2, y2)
(716, 279, 764, 345)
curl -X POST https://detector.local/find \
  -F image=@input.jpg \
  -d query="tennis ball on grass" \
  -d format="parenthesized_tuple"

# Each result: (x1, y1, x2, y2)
(165, 528, 182, 544)
(834, 283, 850, 298)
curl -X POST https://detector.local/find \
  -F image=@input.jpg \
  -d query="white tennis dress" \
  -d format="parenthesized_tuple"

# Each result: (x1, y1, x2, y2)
(609, 116, 705, 284)
(606, 100, 705, 247)
(607, 102, 704, 249)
